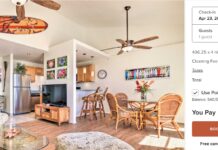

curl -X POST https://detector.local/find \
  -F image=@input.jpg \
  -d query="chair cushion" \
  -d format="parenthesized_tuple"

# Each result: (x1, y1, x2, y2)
(0, 113, 8, 125)
(56, 131, 135, 150)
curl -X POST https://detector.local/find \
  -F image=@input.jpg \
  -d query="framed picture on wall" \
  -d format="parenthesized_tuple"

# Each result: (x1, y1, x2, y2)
(125, 66, 170, 80)
(47, 70, 55, 80)
(57, 56, 67, 67)
(47, 59, 55, 69)
(57, 68, 67, 79)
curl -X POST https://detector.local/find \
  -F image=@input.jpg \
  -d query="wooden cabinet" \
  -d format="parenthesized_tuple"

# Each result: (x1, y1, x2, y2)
(26, 66, 44, 82)
(77, 64, 95, 83)
(77, 67, 85, 82)
(35, 67, 44, 76)
(86, 64, 95, 82)
(35, 104, 70, 126)
(26, 66, 36, 82)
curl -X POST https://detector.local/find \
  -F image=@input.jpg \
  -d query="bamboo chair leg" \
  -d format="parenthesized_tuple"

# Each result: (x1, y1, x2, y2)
(101, 100, 106, 117)
(116, 117, 120, 131)
(161, 125, 164, 131)
(79, 101, 85, 119)
(84, 101, 88, 118)
(93, 101, 97, 120)
(172, 121, 184, 139)
(99, 102, 102, 118)
(157, 122, 161, 138)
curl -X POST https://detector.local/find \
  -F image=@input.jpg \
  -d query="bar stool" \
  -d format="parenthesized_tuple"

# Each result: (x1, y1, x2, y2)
(95, 87, 108, 118)
(80, 87, 100, 120)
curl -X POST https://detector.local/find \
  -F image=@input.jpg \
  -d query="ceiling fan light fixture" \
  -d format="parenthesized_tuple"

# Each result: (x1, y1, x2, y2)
(12, 0, 28, 6)
(122, 46, 133, 52)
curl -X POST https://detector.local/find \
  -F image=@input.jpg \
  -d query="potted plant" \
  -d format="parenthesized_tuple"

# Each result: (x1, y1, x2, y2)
(15, 63, 26, 74)
(135, 80, 154, 100)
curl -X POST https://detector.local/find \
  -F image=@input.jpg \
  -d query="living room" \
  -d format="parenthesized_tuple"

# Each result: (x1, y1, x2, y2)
(0, 0, 184, 150)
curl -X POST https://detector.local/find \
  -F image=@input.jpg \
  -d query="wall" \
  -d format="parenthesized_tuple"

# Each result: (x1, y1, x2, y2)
(2, 54, 14, 114)
(77, 43, 184, 123)
(14, 60, 43, 68)
(44, 39, 76, 124)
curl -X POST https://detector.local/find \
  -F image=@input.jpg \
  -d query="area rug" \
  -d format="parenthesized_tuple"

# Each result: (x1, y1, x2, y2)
(57, 131, 134, 150)
(139, 134, 184, 149)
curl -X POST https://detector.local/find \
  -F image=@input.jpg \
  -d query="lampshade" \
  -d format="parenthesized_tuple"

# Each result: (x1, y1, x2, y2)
(122, 46, 133, 52)
(11, 0, 28, 6)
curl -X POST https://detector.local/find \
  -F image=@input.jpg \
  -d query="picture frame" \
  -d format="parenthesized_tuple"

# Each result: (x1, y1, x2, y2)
(47, 59, 55, 69)
(47, 70, 55, 80)
(125, 66, 170, 80)
(57, 56, 67, 67)
(57, 68, 67, 79)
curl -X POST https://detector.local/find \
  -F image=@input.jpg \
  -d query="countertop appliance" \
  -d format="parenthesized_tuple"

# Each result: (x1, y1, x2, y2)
(13, 74, 31, 115)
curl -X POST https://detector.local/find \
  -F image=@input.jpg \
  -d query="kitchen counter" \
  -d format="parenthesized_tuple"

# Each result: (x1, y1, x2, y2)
(76, 89, 96, 91)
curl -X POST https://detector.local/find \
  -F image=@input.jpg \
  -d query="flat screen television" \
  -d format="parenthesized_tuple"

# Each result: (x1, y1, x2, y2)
(42, 84, 67, 107)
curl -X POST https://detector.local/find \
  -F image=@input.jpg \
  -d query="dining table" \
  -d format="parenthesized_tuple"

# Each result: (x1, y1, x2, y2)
(128, 99, 157, 130)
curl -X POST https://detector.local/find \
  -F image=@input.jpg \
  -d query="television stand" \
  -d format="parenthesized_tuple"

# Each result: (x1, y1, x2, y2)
(35, 104, 70, 126)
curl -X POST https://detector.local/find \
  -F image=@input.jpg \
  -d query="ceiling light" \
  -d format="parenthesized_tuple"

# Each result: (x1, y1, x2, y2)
(122, 46, 133, 52)
(11, 0, 28, 6)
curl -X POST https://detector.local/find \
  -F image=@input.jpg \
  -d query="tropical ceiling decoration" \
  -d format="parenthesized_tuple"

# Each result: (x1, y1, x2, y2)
(0, 0, 61, 34)
(0, 16, 48, 34)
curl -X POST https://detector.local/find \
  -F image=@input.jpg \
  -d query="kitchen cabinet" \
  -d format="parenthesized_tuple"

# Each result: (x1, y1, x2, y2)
(26, 66, 44, 82)
(86, 64, 95, 82)
(77, 64, 95, 82)
(77, 67, 85, 82)
(35, 67, 44, 76)
(26, 66, 36, 82)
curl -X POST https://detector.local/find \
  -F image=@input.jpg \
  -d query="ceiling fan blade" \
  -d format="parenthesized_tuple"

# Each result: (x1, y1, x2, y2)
(31, 0, 61, 10)
(116, 39, 127, 45)
(132, 45, 152, 49)
(117, 49, 124, 55)
(16, 5, 25, 21)
(101, 46, 122, 51)
(133, 36, 159, 44)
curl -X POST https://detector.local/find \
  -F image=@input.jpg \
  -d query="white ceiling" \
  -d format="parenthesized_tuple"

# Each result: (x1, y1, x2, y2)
(0, 39, 44, 63)
(76, 40, 109, 63)
(0, 0, 183, 63)
(58, 0, 183, 27)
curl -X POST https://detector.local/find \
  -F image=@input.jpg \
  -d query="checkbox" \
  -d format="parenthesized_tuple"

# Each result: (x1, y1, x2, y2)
(192, 89, 199, 96)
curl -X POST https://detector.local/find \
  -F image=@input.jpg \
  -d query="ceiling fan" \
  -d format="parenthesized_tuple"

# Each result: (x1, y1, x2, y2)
(101, 6, 159, 55)
(11, 0, 61, 22)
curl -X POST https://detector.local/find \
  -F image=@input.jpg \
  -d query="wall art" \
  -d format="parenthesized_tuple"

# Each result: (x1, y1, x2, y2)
(47, 59, 55, 69)
(47, 70, 55, 80)
(57, 56, 67, 67)
(57, 68, 67, 79)
(125, 66, 170, 80)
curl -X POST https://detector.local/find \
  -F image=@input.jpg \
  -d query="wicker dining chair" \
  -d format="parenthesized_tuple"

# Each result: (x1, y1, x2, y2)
(143, 93, 184, 138)
(115, 92, 128, 108)
(106, 93, 138, 131)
